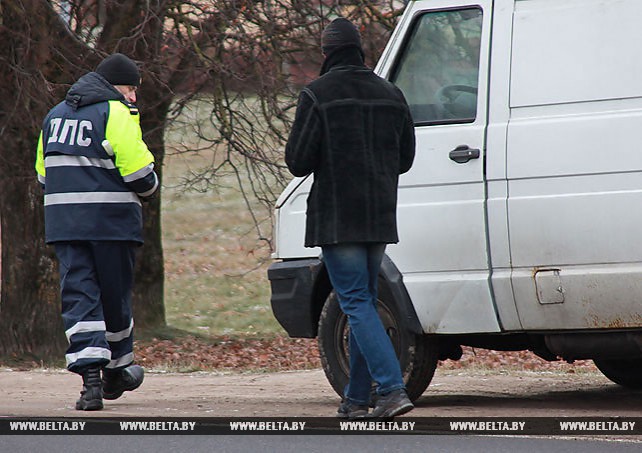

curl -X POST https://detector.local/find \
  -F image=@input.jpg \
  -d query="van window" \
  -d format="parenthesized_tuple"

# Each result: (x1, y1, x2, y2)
(390, 8, 482, 126)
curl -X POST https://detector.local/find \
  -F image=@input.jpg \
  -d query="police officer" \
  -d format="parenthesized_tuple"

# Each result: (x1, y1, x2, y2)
(36, 53, 158, 410)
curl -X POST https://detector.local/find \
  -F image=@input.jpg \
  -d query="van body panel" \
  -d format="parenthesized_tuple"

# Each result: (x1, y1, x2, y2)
(510, 0, 642, 108)
(506, 0, 642, 330)
(511, 264, 642, 330)
(273, 176, 319, 259)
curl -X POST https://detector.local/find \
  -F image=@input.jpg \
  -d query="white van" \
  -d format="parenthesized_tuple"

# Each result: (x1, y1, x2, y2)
(268, 0, 642, 401)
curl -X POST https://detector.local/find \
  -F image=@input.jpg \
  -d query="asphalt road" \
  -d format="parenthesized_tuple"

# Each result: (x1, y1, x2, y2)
(2, 434, 642, 453)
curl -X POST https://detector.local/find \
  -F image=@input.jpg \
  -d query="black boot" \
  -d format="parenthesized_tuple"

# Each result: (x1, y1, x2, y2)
(103, 365, 144, 400)
(76, 367, 104, 411)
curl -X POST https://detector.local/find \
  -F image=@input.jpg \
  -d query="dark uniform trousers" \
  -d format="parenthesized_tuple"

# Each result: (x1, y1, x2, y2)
(55, 241, 136, 374)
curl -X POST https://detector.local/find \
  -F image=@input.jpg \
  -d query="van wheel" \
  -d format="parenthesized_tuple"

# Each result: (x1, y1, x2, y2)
(594, 358, 642, 389)
(317, 282, 438, 402)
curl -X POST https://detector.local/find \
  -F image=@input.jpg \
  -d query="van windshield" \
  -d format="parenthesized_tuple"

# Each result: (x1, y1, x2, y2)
(390, 8, 482, 126)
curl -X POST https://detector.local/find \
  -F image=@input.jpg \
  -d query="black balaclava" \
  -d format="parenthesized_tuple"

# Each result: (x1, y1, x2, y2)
(320, 18, 365, 75)
(321, 17, 363, 55)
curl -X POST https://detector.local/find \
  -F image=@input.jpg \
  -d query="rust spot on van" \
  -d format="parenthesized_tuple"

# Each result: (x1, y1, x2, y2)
(587, 313, 642, 329)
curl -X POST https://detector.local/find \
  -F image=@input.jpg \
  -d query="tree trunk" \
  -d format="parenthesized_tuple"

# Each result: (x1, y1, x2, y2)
(0, 178, 64, 357)
(132, 95, 169, 328)
(0, 0, 78, 357)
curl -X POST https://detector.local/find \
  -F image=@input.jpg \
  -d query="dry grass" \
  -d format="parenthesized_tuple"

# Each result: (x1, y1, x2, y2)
(162, 127, 282, 338)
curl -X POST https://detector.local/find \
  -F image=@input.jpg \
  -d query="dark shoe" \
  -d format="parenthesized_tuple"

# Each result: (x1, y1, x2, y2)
(336, 400, 369, 419)
(75, 367, 103, 411)
(369, 389, 413, 419)
(102, 365, 144, 400)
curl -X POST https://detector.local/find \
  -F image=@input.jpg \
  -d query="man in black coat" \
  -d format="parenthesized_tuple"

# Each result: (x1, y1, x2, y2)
(285, 18, 416, 419)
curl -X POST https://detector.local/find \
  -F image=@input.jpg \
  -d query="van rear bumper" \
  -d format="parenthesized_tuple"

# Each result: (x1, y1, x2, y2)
(267, 258, 323, 338)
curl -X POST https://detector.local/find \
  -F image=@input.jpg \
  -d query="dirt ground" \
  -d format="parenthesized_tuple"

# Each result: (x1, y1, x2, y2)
(3, 366, 641, 418)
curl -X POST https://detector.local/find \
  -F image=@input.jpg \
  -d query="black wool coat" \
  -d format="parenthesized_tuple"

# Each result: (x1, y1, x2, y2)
(285, 47, 416, 247)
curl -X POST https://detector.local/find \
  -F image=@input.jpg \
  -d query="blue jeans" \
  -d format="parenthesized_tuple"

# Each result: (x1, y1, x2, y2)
(322, 243, 405, 405)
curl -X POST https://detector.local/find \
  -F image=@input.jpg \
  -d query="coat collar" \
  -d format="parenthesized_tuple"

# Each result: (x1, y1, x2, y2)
(320, 46, 366, 76)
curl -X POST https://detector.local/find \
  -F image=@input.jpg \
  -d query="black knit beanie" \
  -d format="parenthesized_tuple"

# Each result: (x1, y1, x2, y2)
(321, 18, 363, 55)
(96, 53, 141, 87)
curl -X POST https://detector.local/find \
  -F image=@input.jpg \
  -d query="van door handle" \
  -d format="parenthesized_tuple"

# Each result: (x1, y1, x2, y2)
(449, 145, 480, 164)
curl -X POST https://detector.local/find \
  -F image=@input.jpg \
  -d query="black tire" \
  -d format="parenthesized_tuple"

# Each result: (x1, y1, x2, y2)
(317, 279, 438, 402)
(594, 358, 642, 389)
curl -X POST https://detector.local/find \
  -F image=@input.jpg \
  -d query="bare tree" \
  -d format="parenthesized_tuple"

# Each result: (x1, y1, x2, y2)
(165, 0, 405, 248)
(0, 0, 403, 359)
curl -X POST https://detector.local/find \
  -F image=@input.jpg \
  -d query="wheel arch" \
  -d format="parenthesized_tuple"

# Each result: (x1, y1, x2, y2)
(311, 253, 423, 337)
(310, 263, 333, 337)
(379, 254, 424, 336)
